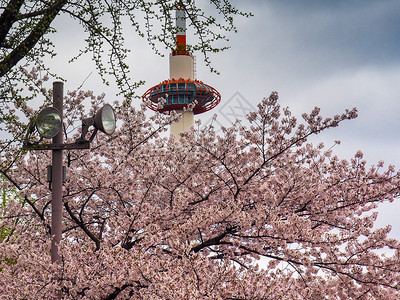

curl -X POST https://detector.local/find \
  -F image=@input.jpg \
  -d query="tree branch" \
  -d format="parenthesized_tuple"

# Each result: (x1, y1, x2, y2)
(191, 229, 232, 253)
(64, 200, 101, 250)
(0, 0, 68, 77)
(0, 0, 24, 45)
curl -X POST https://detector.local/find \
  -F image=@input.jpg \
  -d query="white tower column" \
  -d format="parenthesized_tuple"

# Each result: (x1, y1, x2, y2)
(169, 8, 195, 138)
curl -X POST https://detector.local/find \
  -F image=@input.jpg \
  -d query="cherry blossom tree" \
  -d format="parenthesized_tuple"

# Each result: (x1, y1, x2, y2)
(1, 83, 400, 299)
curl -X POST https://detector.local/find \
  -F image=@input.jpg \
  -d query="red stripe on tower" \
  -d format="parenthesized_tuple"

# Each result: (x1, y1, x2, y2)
(175, 8, 188, 55)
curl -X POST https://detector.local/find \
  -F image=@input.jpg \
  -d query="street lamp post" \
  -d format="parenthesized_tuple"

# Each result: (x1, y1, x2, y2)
(51, 81, 63, 263)
(22, 81, 116, 293)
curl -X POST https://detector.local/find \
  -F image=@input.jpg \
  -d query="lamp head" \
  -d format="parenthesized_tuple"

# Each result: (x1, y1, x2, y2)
(77, 104, 116, 143)
(36, 107, 62, 139)
(94, 104, 116, 135)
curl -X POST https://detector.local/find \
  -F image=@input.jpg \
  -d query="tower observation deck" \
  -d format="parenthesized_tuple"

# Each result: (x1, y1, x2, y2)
(142, 79, 220, 115)
(142, 7, 221, 137)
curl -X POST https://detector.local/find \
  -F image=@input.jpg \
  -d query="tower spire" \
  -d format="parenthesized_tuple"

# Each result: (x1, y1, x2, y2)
(175, 7, 187, 55)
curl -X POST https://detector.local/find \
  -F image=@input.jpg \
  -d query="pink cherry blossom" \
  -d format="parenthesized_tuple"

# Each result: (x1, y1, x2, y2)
(1, 78, 400, 299)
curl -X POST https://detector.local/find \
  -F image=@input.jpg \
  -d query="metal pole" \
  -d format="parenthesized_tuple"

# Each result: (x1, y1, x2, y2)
(51, 81, 63, 264)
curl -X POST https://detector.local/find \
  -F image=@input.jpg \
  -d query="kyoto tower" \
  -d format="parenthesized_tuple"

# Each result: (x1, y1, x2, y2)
(142, 7, 221, 137)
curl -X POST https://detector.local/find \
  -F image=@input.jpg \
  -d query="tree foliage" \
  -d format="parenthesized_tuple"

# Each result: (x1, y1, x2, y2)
(0, 0, 249, 104)
(1, 79, 400, 298)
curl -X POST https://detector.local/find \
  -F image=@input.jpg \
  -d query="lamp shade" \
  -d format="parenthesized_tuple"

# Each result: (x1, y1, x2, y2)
(36, 107, 62, 139)
(94, 104, 116, 135)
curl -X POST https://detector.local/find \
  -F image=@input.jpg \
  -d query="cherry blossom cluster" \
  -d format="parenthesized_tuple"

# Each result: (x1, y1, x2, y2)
(1, 83, 400, 298)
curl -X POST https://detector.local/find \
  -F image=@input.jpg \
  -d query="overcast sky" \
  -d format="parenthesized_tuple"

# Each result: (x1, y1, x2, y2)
(49, 1, 400, 238)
